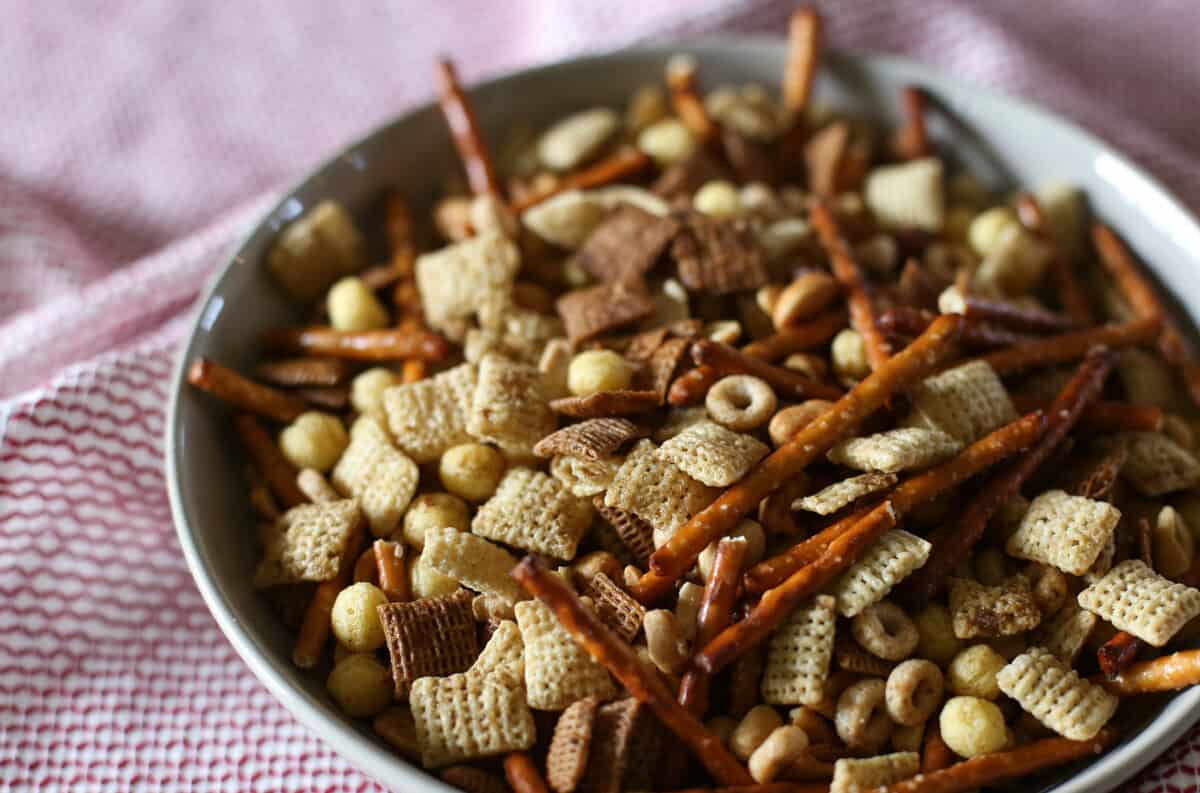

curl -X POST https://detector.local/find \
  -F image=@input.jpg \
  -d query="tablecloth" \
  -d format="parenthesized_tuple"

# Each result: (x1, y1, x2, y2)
(2, 1, 1198, 790)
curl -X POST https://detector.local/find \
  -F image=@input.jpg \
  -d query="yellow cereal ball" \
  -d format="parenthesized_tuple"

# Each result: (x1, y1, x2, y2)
(438, 443, 507, 503)
(947, 645, 1007, 700)
(330, 582, 389, 653)
(351, 367, 400, 417)
(402, 492, 471, 550)
(967, 207, 1018, 258)
(694, 180, 741, 219)
(831, 329, 871, 382)
(326, 653, 393, 718)
(327, 276, 390, 331)
(278, 411, 349, 472)
(939, 696, 1008, 758)
(637, 118, 696, 167)
(914, 603, 963, 667)
(567, 350, 634, 396)
(409, 551, 460, 599)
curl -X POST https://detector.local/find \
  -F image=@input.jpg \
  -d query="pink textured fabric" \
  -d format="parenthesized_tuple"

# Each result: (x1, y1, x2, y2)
(1, 2, 1198, 791)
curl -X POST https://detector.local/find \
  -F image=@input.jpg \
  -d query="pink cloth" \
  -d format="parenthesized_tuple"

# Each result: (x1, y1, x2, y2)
(2, 1, 1198, 790)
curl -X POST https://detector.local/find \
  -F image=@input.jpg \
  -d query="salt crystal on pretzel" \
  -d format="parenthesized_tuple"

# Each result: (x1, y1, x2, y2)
(329, 415, 419, 537)
(905, 361, 1017, 444)
(828, 427, 962, 474)
(761, 594, 837, 706)
(409, 670, 535, 768)
(252, 499, 362, 588)
(832, 530, 931, 618)
(657, 420, 770, 488)
(550, 455, 622, 498)
(266, 200, 367, 302)
(604, 439, 720, 541)
(795, 472, 897, 516)
(473, 468, 593, 560)
(469, 619, 525, 685)
(831, 751, 920, 793)
(1078, 559, 1200, 646)
(1004, 489, 1120, 576)
(378, 589, 479, 698)
(467, 353, 557, 460)
(515, 599, 617, 710)
(997, 648, 1117, 740)
(1030, 603, 1095, 664)
(546, 695, 600, 793)
(383, 362, 477, 463)
(949, 576, 1042, 639)
(534, 418, 646, 460)
(424, 527, 525, 604)
(1106, 431, 1200, 496)
(415, 232, 520, 338)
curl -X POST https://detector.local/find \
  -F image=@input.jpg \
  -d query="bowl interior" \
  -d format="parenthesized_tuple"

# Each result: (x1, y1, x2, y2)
(167, 38, 1200, 793)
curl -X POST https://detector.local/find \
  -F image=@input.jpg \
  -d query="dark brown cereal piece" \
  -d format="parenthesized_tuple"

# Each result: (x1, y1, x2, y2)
(549, 390, 661, 418)
(623, 328, 671, 362)
(533, 418, 647, 460)
(805, 120, 851, 197)
(634, 337, 692, 400)
(573, 204, 681, 283)
(1063, 444, 1128, 502)
(547, 696, 601, 793)
(578, 571, 646, 642)
(671, 213, 768, 295)
(441, 765, 509, 793)
(578, 699, 660, 793)
(721, 128, 776, 185)
(835, 637, 896, 677)
(589, 517, 636, 567)
(378, 589, 479, 697)
(593, 497, 655, 566)
(556, 280, 657, 344)
(651, 149, 732, 200)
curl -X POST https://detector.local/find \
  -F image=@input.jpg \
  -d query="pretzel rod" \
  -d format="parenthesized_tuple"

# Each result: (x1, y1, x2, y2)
(510, 147, 653, 213)
(352, 545, 378, 584)
(758, 474, 812, 535)
(188, 358, 307, 423)
(1097, 631, 1142, 679)
(512, 556, 753, 786)
(877, 306, 1030, 350)
(811, 201, 892, 370)
(504, 752, 551, 793)
(957, 294, 1078, 334)
(436, 58, 502, 197)
(903, 348, 1113, 604)
(235, 414, 307, 508)
(679, 537, 749, 717)
(1010, 394, 1163, 433)
(374, 539, 411, 602)
(294, 520, 364, 668)
(1014, 194, 1093, 325)
(296, 385, 350, 412)
(921, 724, 954, 773)
(660, 785, 829, 793)
(668, 365, 721, 406)
(383, 192, 418, 274)
(741, 310, 849, 361)
(881, 730, 1117, 793)
(975, 316, 1159, 375)
(1102, 649, 1200, 695)
(633, 314, 964, 605)
(254, 357, 352, 388)
(744, 410, 1046, 593)
(895, 86, 930, 160)
(692, 340, 845, 401)
(782, 7, 822, 116)
(263, 326, 450, 362)
(666, 57, 719, 145)
(697, 499, 901, 675)
(1093, 222, 1200, 406)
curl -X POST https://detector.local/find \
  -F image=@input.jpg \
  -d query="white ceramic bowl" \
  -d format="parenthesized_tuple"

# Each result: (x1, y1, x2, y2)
(166, 37, 1200, 793)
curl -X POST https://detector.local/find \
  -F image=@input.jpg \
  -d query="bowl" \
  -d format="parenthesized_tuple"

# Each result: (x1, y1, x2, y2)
(165, 36, 1200, 793)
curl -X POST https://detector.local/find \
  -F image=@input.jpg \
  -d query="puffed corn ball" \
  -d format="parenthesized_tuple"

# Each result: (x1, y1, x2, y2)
(638, 119, 696, 167)
(694, 180, 742, 219)
(947, 644, 1007, 700)
(567, 349, 635, 396)
(326, 653, 393, 718)
(967, 207, 1018, 258)
(409, 551, 460, 599)
(350, 367, 400, 417)
(914, 603, 962, 667)
(831, 329, 871, 382)
(278, 411, 349, 472)
(402, 492, 471, 549)
(439, 443, 507, 502)
(939, 696, 1008, 758)
(327, 276, 390, 331)
(330, 582, 389, 652)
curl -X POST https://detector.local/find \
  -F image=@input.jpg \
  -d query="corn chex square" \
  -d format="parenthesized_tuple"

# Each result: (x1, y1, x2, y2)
(330, 416, 419, 537)
(905, 361, 1017, 444)
(253, 499, 361, 588)
(423, 527, 524, 604)
(1078, 559, 1200, 646)
(515, 600, 617, 710)
(1030, 603, 1096, 664)
(466, 297, 565, 366)
(831, 530, 931, 618)
(472, 467, 593, 560)
(997, 648, 1117, 740)
(383, 362, 477, 463)
(604, 439, 720, 539)
(1110, 432, 1200, 496)
(415, 231, 521, 337)
(949, 575, 1042, 639)
(828, 427, 962, 473)
(656, 420, 769, 487)
(409, 670, 536, 768)
(378, 590, 479, 698)
(762, 594, 837, 706)
(466, 354, 557, 461)
(1005, 489, 1121, 576)
(831, 752, 920, 793)
(795, 473, 897, 516)
(550, 455, 622, 498)
(468, 619, 524, 685)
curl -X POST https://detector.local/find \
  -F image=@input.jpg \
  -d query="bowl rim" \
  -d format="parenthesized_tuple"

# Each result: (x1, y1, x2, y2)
(165, 34, 1200, 793)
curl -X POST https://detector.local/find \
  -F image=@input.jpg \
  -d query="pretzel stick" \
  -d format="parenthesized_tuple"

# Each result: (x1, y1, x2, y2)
(436, 58, 501, 197)
(679, 537, 749, 717)
(1097, 631, 1142, 679)
(881, 730, 1117, 793)
(353, 545, 378, 584)
(921, 724, 954, 773)
(1014, 194, 1093, 325)
(783, 7, 822, 116)
(374, 539, 411, 602)
(660, 785, 829, 793)
(742, 310, 849, 361)
(666, 56, 719, 145)
(955, 294, 1077, 334)
(811, 201, 891, 370)
(510, 147, 653, 213)
(744, 410, 1045, 593)
(633, 314, 964, 605)
(401, 359, 427, 383)
(877, 306, 1030, 350)
(692, 340, 845, 401)
(1102, 649, 1200, 695)
(384, 191, 418, 273)
(263, 326, 450, 362)
(903, 348, 1113, 604)
(1011, 393, 1163, 433)
(294, 519, 364, 668)
(975, 317, 1159, 375)
(254, 357, 352, 388)
(512, 556, 753, 786)
(296, 385, 350, 412)
(1093, 222, 1200, 406)
(235, 414, 306, 508)
(668, 365, 721, 406)
(895, 86, 930, 160)
(188, 358, 307, 423)
(504, 752, 551, 793)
